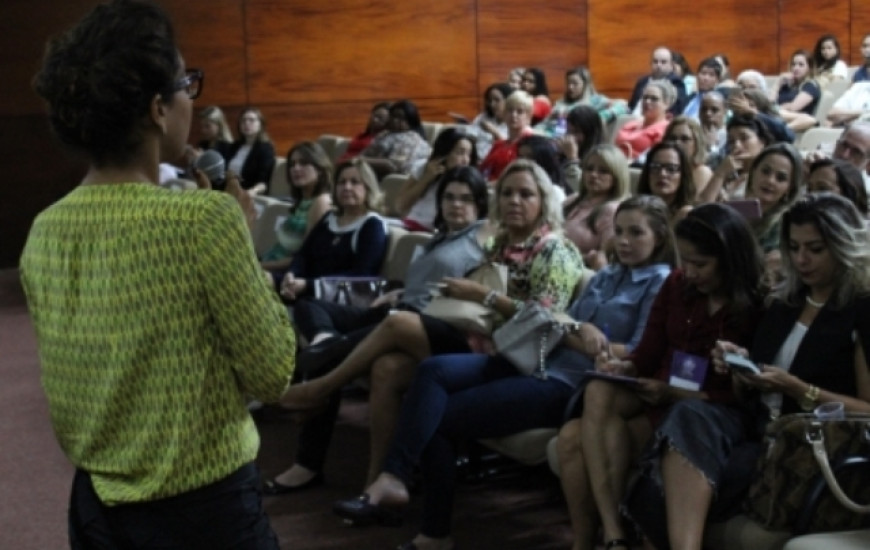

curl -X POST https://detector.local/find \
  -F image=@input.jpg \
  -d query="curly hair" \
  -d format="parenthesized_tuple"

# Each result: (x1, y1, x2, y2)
(33, 0, 180, 166)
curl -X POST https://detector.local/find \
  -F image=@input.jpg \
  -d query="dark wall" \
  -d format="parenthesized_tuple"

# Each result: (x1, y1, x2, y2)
(2, 0, 867, 267)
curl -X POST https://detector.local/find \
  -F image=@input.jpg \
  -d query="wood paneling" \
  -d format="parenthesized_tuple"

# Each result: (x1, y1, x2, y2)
(851, 5, 870, 67)
(245, 0, 478, 104)
(477, 0, 587, 99)
(778, 0, 851, 73)
(589, 0, 780, 99)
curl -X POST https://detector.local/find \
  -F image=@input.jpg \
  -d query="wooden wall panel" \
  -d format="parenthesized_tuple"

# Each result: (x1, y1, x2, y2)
(245, 0, 478, 105)
(588, 0, 780, 98)
(477, 0, 588, 99)
(778, 0, 851, 73)
(851, 1, 870, 67)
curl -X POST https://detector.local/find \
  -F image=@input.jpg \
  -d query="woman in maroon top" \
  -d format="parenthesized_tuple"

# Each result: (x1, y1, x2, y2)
(557, 203, 764, 550)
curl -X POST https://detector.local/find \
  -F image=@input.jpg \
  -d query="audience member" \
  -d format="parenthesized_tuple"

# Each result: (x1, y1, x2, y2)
(466, 83, 512, 158)
(812, 33, 848, 87)
(625, 193, 870, 550)
(361, 99, 432, 177)
(331, 160, 585, 550)
(807, 157, 869, 215)
(339, 102, 391, 162)
(713, 53, 738, 89)
(853, 33, 870, 83)
(628, 47, 687, 116)
(664, 116, 713, 194)
(264, 167, 491, 494)
(558, 203, 764, 550)
(508, 67, 525, 89)
(226, 107, 276, 193)
(536, 66, 629, 137)
(261, 142, 333, 271)
(277, 159, 388, 298)
(480, 90, 536, 181)
(728, 88, 795, 143)
(682, 58, 723, 119)
(616, 79, 676, 160)
(517, 134, 567, 198)
(23, 1, 296, 546)
(558, 105, 607, 192)
(672, 51, 696, 95)
(636, 141, 695, 223)
(772, 49, 822, 131)
(700, 114, 774, 202)
(563, 144, 630, 269)
(397, 128, 478, 232)
(520, 67, 553, 124)
(735, 69, 768, 92)
(196, 105, 233, 158)
(826, 81, 870, 127)
(699, 91, 727, 154)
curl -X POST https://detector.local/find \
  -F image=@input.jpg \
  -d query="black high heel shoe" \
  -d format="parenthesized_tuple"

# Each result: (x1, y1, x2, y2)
(297, 335, 355, 381)
(332, 494, 404, 527)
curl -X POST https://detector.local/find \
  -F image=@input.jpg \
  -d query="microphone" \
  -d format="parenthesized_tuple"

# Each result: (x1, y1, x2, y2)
(193, 149, 227, 190)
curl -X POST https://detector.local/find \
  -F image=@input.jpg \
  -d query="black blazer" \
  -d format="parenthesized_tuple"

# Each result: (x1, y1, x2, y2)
(751, 296, 870, 415)
(224, 140, 276, 192)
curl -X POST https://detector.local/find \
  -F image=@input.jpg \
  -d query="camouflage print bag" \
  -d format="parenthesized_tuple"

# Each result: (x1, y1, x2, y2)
(745, 413, 870, 533)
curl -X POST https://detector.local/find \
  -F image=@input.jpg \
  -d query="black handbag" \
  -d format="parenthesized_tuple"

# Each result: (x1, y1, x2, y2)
(313, 277, 399, 308)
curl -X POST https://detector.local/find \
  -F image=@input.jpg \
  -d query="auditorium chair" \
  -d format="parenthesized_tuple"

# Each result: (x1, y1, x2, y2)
(379, 173, 410, 218)
(268, 157, 291, 199)
(797, 127, 843, 154)
(251, 196, 292, 257)
(316, 134, 351, 165)
(606, 114, 642, 144)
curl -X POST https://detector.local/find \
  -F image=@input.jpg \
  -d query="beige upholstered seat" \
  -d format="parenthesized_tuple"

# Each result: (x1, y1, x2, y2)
(783, 529, 870, 549)
(316, 134, 351, 165)
(379, 173, 410, 217)
(381, 231, 431, 283)
(268, 157, 290, 199)
(606, 114, 642, 144)
(251, 196, 292, 257)
(813, 91, 837, 126)
(797, 127, 843, 154)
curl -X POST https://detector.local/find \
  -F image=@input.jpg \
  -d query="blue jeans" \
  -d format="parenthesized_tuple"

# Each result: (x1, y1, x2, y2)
(383, 353, 574, 538)
(69, 463, 279, 550)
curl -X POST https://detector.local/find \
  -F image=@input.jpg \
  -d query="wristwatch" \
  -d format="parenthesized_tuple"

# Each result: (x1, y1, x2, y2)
(799, 384, 821, 411)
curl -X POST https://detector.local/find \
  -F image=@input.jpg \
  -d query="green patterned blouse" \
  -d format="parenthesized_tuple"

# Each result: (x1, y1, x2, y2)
(20, 183, 296, 505)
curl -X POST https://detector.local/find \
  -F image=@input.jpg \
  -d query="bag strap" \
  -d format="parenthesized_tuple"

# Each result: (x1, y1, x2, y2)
(807, 422, 870, 513)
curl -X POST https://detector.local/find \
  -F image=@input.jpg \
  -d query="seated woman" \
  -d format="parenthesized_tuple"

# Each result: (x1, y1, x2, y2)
(624, 193, 870, 550)
(672, 51, 696, 95)
(333, 196, 674, 550)
(615, 79, 676, 160)
(516, 134, 567, 200)
(558, 105, 607, 193)
(536, 66, 630, 137)
(464, 83, 513, 159)
(729, 88, 795, 144)
(339, 102, 391, 163)
(196, 105, 233, 158)
(699, 91, 727, 156)
(479, 90, 536, 181)
(277, 159, 388, 298)
(360, 99, 432, 178)
(264, 167, 491, 494)
(807, 157, 869, 216)
(224, 107, 276, 193)
(664, 116, 712, 194)
(563, 144, 630, 269)
(260, 142, 334, 272)
(699, 114, 773, 203)
(558, 203, 765, 550)
(771, 49, 822, 132)
(636, 141, 695, 224)
(396, 128, 478, 232)
(279, 160, 583, 486)
(742, 143, 803, 283)
(812, 34, 849, 88)
(508, 67, 525, 89)
(520, 67, 553, 124)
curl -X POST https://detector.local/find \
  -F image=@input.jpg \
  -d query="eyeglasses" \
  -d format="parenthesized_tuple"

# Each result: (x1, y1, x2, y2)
(173, 68, 203, 100)
(834, 139, 870, 161)
(648, 162, 681, 175)
(641, 95, 662, 102)
(442, 192, 476, 204)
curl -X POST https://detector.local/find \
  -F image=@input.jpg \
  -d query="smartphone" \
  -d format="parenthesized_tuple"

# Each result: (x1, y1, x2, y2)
(723, 352, 762, 375)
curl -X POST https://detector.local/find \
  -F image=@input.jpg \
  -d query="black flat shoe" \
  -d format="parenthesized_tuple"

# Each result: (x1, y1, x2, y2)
(297, 335, 355, 381)
(262, 472, 324, 496)
(332, 494, 403, 527)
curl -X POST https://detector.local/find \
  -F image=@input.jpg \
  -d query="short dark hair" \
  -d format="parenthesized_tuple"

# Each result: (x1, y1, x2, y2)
(697, 57, 723, 79)
(33, 0, 180, 166)
(726, 114, 774, 146)
(516, 135, 564, 189)
(675, 203, 764, 310)
(432, 166, 489, 231)
(566, 105, 605, 160)
(430, 127, 479, 167)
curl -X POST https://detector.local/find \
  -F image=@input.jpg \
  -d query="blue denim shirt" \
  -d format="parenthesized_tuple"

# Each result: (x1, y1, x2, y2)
(546, 262, 671, 388)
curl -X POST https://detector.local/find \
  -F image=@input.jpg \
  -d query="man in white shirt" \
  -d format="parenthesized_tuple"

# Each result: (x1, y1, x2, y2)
(827, 82, 870, 127)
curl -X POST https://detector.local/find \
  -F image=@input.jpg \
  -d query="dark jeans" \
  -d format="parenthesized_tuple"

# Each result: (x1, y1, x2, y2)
(383, 354, 574, 538)
(69, 463, 279, 550)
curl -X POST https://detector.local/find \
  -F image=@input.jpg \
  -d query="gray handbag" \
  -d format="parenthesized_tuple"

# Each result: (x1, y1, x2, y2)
(493, 302, 576, 379)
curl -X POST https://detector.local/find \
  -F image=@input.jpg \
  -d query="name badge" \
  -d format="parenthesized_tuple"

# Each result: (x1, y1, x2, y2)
(668, 351, 709, 391)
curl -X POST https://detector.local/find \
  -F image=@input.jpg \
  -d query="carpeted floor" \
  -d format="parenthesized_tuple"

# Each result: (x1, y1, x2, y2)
(0, 269, 574, 549)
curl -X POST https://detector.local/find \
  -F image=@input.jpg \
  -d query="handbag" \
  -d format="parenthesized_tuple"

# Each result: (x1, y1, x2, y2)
(492, 302, 577, 379)
(745, 412, 870, 533)
(313, 277, 398, 308)
(421, 263, 508, 335)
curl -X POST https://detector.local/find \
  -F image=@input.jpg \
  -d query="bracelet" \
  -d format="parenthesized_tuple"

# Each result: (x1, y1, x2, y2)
(799, 384, 821, 411)
(482, 290, 500, 308)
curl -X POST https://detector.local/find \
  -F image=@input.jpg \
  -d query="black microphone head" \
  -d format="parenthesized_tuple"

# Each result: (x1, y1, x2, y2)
(194, 149, 226, 187)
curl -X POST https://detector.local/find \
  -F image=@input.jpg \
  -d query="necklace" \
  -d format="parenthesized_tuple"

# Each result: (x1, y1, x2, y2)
(805, 294, 826, 308)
